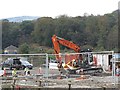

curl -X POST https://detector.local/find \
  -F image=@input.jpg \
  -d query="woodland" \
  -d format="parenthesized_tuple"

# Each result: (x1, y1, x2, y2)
(2, 10, 119, 53)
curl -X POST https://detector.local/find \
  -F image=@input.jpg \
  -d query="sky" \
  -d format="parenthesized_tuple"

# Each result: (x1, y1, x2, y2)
(0, 0, 119, 19)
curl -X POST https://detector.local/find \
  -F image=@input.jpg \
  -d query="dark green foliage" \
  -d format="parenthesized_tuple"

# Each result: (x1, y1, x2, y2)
(31, 17, 54, 47)
(2, 20, 20, 49)
(2, 10, 118, 52)
(19, 43, 29, 54)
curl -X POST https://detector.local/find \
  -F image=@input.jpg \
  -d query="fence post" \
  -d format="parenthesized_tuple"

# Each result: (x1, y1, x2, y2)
(68, 80, 71, 90)
(12, 78, 16, 90)
(87, 52, 90, 65)
(45, 53, 49, 79)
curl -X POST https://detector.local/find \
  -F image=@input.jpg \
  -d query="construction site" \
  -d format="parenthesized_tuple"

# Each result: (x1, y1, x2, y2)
(0, 35, 120, 90)
(0, 0, 119, 89)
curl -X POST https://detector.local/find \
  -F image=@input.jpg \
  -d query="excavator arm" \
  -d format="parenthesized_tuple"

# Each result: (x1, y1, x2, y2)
(52, 35, 61, 60)
(52, 34, 80, 61)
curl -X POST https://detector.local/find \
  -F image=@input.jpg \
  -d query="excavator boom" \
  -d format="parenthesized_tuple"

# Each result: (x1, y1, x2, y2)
(52, 35, 80, 52)
(52, 35, 61, 60)
(52, 34, 81, 61)
(56, 36, 80, 52)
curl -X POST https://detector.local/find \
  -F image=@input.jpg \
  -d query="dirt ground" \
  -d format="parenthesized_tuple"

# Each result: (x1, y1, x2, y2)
(12, 75, 120, 89)
(1, 67, 120, 89)
(41, 76, 120, 88)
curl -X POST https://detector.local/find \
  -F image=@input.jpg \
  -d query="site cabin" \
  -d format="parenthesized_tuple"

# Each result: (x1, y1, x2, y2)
(93, 53, 113, 71)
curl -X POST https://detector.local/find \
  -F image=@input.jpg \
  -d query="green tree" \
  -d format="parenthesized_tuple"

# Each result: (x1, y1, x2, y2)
(106, 25, 118, 51)
(19, 21, 34, 44)
(31, 17, 55, 47)
(19, 43, 29, 54)
(2, 19, 20, 49)
(2, 19, 11, 49)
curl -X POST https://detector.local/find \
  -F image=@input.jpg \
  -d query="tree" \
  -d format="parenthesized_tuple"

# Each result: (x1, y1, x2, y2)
(106, 25, 118, 51)
(19, 43, 29, 54)
(19, 21, 34, 44)
(2, 20, 21, 49)
(31, 17, 55, 47)
(2, 19, 10, 49)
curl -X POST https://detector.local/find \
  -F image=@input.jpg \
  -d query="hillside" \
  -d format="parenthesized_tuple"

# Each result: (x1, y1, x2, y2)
(2, 10, 119, 53)
(2, 16, 40, 22)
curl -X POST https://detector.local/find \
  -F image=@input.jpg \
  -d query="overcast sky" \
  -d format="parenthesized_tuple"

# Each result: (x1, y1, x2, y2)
(0, 0, 119, 19)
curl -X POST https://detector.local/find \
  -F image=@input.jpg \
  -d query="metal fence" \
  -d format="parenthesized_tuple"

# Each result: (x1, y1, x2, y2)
(0, 51, 115, 78)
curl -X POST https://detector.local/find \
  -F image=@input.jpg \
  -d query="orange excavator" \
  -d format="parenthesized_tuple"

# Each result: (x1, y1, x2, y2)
(52, 34, 83, 73)
(52, 34, 103, 74)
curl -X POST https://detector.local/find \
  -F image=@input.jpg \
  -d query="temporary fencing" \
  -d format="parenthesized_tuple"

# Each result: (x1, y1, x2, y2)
(0, 51, 115, 79)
